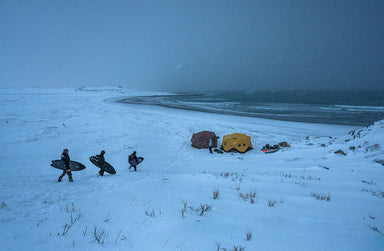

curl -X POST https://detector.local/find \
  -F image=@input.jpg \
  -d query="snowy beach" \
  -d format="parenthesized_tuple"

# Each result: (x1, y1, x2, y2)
(0, 87, 383, 250)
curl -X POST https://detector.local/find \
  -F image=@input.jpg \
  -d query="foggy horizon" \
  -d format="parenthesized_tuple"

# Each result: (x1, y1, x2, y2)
(1, 1, 383, 91)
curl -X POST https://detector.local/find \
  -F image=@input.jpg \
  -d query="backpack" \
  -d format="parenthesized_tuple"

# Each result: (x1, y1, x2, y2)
(128, 154, 137, 165)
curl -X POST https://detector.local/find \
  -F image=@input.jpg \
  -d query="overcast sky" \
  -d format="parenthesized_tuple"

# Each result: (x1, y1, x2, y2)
(1, 0, 383, 91)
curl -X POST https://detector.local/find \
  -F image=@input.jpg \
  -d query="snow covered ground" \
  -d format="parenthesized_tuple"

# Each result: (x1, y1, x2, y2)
(0, 87, 383, 250)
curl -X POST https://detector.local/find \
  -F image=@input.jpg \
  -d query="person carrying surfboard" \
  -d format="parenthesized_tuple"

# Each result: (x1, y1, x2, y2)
(128, 151, 139, 171)
(97, 150, 106, 176)
(58, 149, 73, 182)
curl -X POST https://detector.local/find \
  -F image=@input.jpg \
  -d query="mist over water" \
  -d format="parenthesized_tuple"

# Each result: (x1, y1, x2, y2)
(120, 89, 384, 126)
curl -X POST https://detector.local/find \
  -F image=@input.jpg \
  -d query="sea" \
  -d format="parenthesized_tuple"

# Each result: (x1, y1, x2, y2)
(120, 89, 384, 127)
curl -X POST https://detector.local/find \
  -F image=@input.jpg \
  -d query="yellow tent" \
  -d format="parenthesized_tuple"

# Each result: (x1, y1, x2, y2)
(222, 133, 253, 153)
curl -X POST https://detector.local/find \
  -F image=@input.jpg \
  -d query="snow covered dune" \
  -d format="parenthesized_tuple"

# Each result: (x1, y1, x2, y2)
(0, 87, 383, 250)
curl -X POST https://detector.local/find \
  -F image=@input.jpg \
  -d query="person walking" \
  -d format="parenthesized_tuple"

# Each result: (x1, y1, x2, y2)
(128, 151, 139, 171)
(209, 138, 213, 154)
(97, 150, 106, 176)
(58, 149, 73, 182)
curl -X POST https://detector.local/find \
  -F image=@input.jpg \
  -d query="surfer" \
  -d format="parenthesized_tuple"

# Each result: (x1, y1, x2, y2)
(58, 149, 73, 182)
(128, 151, 139, 171)
(97, 150, 106, 176)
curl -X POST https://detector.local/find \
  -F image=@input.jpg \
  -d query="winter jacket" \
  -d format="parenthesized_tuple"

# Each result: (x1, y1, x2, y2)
(129, 153, 138, 165)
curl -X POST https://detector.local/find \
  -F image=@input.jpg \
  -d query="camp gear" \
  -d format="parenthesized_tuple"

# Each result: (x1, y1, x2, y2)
(222, 133, 253, 153)
(191, 131, 218, 149)
(262, 144, 280, 153)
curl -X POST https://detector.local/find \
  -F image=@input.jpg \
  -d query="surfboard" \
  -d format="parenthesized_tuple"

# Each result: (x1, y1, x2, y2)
(51, 160, 86, 171)
(89, 156, 116, 175)
(128, 157, 144, 166)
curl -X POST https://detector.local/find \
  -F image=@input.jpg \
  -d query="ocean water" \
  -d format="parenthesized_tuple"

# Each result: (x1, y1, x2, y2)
(120, 90, 384, 126)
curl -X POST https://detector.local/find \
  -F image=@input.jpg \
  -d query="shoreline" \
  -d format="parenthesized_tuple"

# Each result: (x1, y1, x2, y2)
(116, 95, 370, 127)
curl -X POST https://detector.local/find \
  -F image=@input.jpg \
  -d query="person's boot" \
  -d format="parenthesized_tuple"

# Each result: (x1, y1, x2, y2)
(68, 172, 73, 182)
(58, 171, 65, 182)
(98, 170, 104, 176)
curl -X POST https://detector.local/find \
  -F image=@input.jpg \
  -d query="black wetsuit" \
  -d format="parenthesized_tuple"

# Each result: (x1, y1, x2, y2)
(97, 152, 106, 176)
(58, 152, 73, 182)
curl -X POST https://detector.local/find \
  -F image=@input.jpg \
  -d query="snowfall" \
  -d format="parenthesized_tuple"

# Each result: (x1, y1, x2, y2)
(0, 87, 383, 251)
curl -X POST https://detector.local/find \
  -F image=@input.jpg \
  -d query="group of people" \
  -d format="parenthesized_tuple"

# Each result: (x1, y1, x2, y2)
(57, 149, 139, 182)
